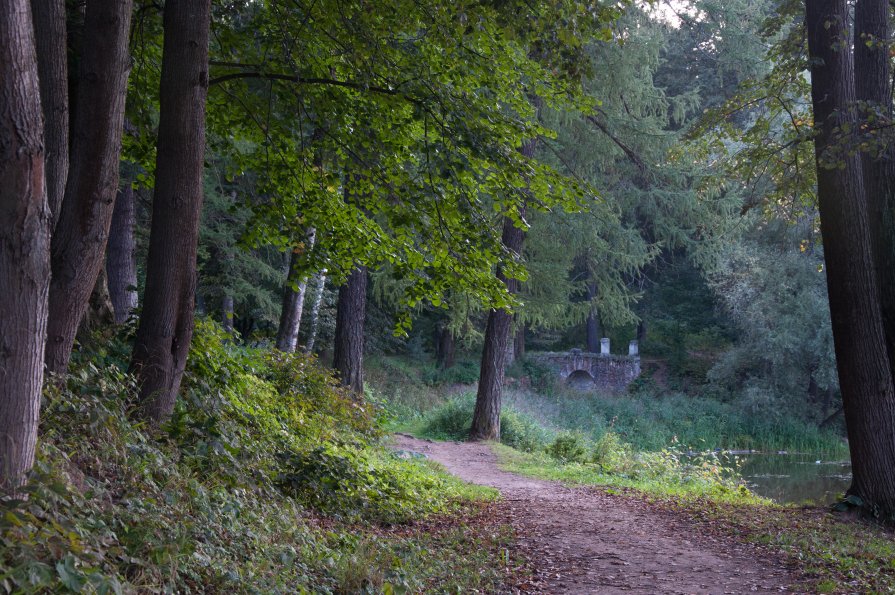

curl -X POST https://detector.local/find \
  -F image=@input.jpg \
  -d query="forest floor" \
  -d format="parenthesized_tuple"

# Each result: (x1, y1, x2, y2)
(392, 433, 801, 594)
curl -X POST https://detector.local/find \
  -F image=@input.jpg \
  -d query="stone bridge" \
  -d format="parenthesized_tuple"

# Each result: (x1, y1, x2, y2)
(528, 339, 641, 392)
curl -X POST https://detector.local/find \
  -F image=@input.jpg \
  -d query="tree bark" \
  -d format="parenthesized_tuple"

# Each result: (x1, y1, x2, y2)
(435, 324, 456, 369)
(0, 0, 51, 491)
(304, 269, 327, 354)
(585, 281, 601, 353)
(332, 266, 367, 395)
(30, 0, 68, 228)
(806, 0, 895, 515)
(131, 0, 211, 423)
(470, 214, 525, 441)
(275, 228, 316, 352)
(221, 295, 234, 334)
(514, 324, 525, 361)
(106, 181, 138, 323)
(77, 265, 115, 342)
(855, 0, 895, 385)
(44, 0, 133, 374)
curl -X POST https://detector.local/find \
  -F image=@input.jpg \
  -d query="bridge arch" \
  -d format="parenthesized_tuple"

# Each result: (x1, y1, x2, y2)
(528, 344, 641, 392)
(567, 369, 596, 389)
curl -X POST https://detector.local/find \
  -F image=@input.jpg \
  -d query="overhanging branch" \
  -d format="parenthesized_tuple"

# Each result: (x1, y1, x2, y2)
(208, 70, 421, 105)
(586, 114, 646, 173)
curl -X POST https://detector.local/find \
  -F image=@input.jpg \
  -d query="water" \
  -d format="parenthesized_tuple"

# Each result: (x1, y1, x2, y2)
(732, 452, 851, 505)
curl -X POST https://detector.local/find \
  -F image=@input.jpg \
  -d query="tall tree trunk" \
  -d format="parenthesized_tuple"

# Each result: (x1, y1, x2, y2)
(585, 281, 601, 353)
(636, 320, 646, 345)
(806, 0, 895, 515)
(44, 0, 133, 374)
(504, 323, 517, 368)
(131, 0, 211, 423)
(106, 181, 138, 323)
(855, 0, 895, 384)
(470, 214, 525, 441)
(514, 323, 525, 361)
(77, 266, 115, 342)
(332, 266, 367, 395)
(31, 0, 68, 228)
(221, 295, 234, 334)
(0, 0, 50, 491)
(435, 324, 456, 370)
(470, 126, 537, 441)
(275, 228, 316, 352)
(305, 269, 327, 354)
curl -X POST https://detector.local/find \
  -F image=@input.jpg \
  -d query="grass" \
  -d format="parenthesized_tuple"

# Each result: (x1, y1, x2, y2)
(504, 384, 849, 456)
(371, 354, 848, 456)
(493, 442, 763, 503)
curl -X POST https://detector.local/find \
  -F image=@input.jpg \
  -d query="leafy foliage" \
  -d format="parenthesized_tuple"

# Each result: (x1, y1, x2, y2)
(0, 323, 499, 593)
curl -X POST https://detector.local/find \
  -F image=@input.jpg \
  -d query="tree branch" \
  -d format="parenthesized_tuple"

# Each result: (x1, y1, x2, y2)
(208, 70, 421, 104)
(586, 114, 646, 172)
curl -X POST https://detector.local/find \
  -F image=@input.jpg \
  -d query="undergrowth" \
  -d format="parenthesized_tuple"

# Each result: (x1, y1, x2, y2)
(410, 393, 551, 453)
(375, 351, 846, 456)
(0, 321, 507, 593)
(408, 391, 758, 502)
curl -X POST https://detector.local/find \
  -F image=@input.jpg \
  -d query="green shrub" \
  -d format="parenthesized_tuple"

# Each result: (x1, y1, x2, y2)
(436, 360, 481, 385)
(547, 431, 589, 463)
(418, 393, 551, 452)
(500, 408, 551, 452)
(592, 430, 632, 472)
(276, 443, 477, 523)
(0, 320, 495, 593)
(520, 358, 556, 392)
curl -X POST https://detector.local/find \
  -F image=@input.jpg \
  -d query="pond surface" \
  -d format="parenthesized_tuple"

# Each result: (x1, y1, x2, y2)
(733, 452, 851, 505)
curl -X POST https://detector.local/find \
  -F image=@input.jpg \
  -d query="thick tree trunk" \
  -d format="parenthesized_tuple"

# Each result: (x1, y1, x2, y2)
(31, 0, 68, 228)
(585, 281, 601, 353)
(222, 295, 234, 334)
(855, 0, 895, 384)
(131, 0, 211, 423)
(305, 270, 327, 354)
(332, 266, 367, 395)
(0, 0, 51, 491)
(275, 229, 316, 352)
(44, 0, 133, 374)
(470, 214, 525, 441)
(106, 182, 138, 323)
(806, 0, 895, 515)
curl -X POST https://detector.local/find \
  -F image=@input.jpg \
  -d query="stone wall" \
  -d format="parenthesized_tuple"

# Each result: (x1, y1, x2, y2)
(528, 341, 641, 392)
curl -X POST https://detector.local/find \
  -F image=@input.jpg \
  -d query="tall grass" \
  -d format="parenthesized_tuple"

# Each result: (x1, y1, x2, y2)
(412, 392, 553, 452)
(503, 386, 848, 455)
(370, 355, 847, 456)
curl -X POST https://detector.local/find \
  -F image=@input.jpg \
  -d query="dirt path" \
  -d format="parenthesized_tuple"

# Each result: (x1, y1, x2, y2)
(392, 434, 799, 594)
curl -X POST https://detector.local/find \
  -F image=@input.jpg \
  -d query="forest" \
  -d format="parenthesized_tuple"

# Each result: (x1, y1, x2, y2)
(2, 0, 895, 592)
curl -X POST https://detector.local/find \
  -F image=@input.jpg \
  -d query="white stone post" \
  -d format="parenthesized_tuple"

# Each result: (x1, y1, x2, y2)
(628, 340, 639, 356)
(600, 338, 610, 355)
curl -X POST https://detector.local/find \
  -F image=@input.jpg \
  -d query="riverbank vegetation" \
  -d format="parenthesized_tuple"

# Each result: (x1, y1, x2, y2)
(375, 354, 847, 456)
